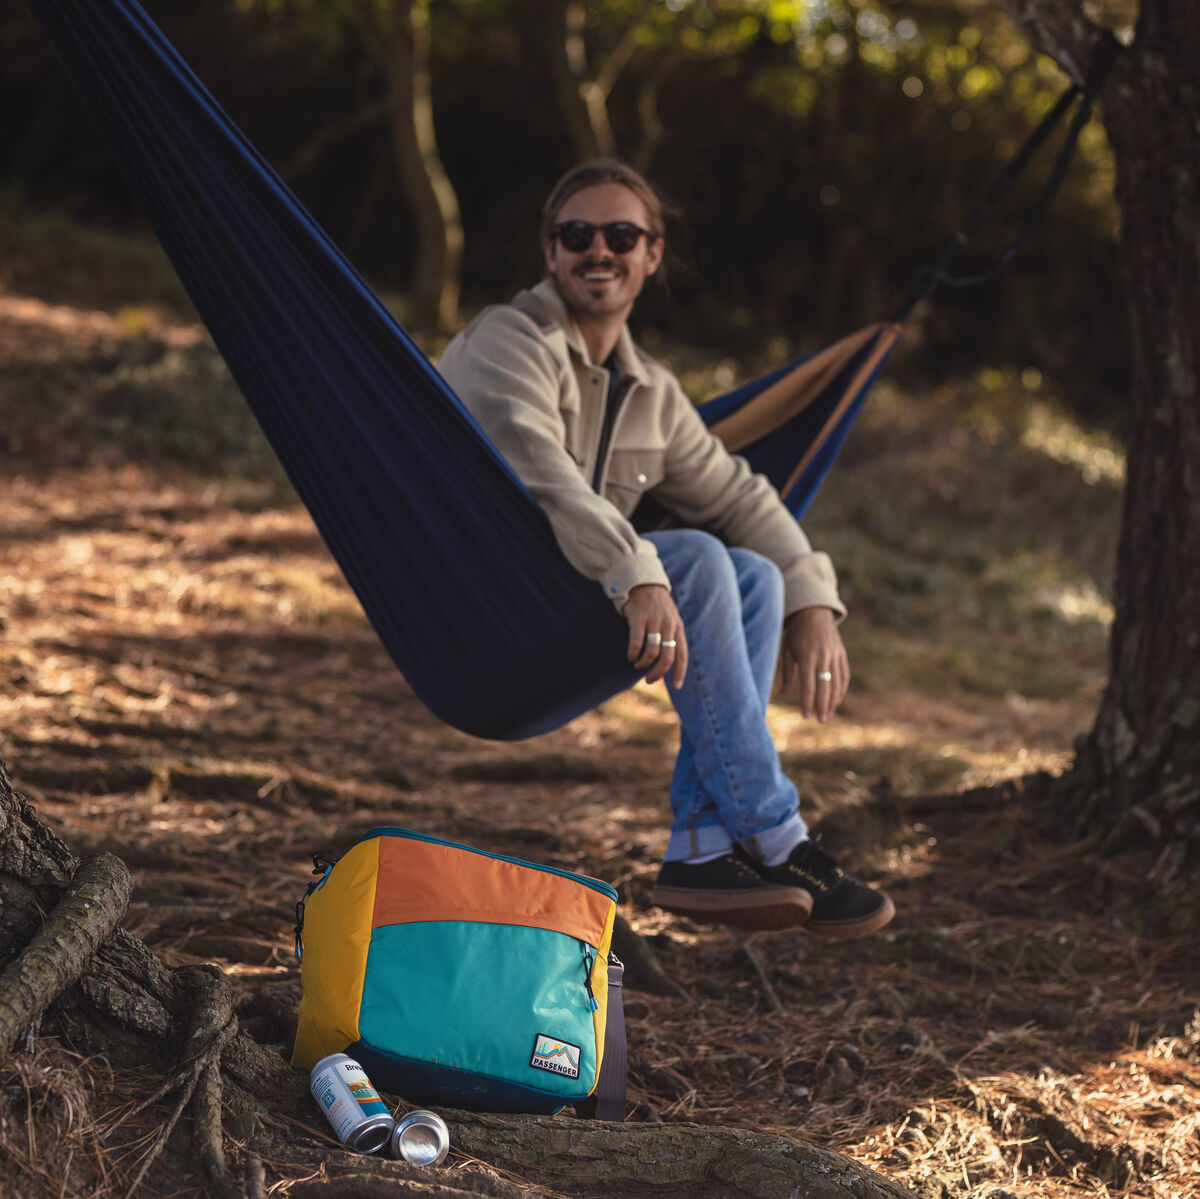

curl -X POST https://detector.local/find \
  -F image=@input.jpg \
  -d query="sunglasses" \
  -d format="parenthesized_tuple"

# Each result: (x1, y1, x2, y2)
(553, 220, 655, 255)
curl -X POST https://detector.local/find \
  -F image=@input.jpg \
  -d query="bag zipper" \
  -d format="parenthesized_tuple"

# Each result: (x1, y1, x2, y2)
(293, 852, 336, 958)
(581, 942, 598, 1012)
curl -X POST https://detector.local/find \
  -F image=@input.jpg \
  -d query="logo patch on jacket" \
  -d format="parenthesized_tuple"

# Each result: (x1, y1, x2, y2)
(530, 1034, 581, 1078)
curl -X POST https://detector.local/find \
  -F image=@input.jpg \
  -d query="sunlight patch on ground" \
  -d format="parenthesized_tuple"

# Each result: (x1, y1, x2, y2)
(770, 695, 1084, 795)
(1020, 401, 1125, 486)
(1031, 577, 1115, 626)
(0, 293, 202, 358)
(853, 1035, 1200, 1199)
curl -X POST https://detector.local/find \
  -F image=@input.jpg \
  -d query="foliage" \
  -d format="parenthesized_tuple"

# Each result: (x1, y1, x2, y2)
(0, 0, 1126, 418)
(0, 331, 287, 483)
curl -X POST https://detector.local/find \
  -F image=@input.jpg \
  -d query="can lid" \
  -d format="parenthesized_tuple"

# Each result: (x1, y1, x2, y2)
(390, 1112, 449, 1166)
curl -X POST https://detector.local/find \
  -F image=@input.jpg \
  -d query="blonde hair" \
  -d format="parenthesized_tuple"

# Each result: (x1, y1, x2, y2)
(540, 159, 667, 243)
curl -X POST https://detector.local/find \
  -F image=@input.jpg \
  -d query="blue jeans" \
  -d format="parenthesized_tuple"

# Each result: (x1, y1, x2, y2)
(645, 530, 808, 863)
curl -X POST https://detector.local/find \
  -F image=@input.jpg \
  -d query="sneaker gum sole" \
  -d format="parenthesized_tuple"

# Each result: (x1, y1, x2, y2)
(650, 885, 813, 931)
(804, 895, 896, 941)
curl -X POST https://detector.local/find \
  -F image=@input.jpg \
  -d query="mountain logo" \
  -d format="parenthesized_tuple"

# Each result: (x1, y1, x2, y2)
(530, 1034, 581, 1078)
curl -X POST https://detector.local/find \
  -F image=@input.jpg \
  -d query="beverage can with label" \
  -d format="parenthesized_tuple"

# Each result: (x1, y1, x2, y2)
(309, 1053, 394, 1154)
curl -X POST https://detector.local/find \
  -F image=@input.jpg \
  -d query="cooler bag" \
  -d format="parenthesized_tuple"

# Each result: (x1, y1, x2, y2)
(292, 827, 626, 1119)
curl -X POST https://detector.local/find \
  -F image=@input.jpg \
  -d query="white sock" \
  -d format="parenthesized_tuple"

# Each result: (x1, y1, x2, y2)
(763, 835, 809, 867)
(683, 850, 728, 865)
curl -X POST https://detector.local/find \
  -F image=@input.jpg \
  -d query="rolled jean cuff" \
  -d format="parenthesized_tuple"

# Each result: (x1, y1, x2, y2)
(739, 812, 809, 866)
(662, 823, 734, 863)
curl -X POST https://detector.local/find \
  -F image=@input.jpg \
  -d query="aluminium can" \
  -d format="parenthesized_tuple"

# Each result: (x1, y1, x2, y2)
(309, 1052, 394, 1154)
(389, 1108, 450, 1165)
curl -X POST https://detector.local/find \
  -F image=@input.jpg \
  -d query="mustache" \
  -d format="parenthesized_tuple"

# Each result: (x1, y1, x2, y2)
(574, 257, 625, 274)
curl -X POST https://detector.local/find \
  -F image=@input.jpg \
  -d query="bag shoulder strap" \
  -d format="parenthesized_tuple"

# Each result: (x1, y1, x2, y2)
(575, 955, 626, 1122)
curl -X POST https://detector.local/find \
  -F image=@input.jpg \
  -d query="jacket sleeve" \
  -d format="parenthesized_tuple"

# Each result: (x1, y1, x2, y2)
(437, 308, 669, 611)
(651, 376, 847, 620)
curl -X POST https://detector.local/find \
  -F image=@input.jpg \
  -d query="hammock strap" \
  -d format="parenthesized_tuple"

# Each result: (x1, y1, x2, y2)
(895, 31, 1123, 320)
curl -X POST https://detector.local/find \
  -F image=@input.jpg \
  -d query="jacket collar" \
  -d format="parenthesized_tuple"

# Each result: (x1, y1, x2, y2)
(524, 278, 650, 385)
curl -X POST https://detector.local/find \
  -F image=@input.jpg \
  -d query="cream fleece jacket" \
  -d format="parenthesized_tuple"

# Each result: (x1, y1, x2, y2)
(437, 279, 845, 619)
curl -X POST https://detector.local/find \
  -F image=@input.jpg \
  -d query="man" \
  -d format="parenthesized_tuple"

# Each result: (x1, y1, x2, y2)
(438, 160, 893, 939)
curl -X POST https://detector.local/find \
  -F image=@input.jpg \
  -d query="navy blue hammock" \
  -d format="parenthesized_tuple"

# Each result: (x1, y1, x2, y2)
(25, 0, 1105, 741)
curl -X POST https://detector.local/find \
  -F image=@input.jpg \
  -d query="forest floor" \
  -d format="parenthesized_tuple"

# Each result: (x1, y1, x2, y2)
(1, 268, 1198, 1199)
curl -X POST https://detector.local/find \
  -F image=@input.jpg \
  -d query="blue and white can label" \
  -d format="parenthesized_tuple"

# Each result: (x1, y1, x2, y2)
(310, 1053, 394, 1154)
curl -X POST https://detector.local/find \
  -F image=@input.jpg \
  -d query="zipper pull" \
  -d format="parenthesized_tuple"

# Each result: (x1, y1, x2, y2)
(581, 945, 599, 1012)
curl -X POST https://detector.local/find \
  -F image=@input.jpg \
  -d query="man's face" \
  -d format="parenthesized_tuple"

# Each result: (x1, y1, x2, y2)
(543, 182, 663, 324)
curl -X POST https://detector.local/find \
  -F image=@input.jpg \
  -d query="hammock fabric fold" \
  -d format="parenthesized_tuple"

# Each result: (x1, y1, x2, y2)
(27, 0, 896, 740)
(700, 323, 899, 519)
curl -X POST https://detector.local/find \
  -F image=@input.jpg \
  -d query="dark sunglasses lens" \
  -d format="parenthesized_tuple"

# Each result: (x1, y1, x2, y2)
(603, 223, 644, 253)
(556, 221, 647, 253)
(558, 221, 595, 252)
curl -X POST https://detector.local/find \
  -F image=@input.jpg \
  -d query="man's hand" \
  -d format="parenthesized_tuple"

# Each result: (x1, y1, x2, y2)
(621, 584, 688, 688)
(782, 607, 849, 722)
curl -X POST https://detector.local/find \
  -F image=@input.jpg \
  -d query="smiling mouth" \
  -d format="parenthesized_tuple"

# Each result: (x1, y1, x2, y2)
(576, 259, 624, 284)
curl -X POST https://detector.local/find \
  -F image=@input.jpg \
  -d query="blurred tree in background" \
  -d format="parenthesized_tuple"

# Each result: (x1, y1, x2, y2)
(0, 0, 1126, 413)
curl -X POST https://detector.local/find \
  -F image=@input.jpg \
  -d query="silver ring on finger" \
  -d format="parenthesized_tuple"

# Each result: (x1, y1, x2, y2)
(816, 671, 833, 682)
(646, 632, 662, 646)
(661, 639, 677, 648)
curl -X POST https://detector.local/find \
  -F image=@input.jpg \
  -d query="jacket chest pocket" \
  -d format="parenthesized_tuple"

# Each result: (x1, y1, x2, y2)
(604, 448, 666, 516)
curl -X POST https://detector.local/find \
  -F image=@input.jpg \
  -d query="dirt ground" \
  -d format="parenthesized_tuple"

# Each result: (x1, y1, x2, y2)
(1, 294, 1198, 1198)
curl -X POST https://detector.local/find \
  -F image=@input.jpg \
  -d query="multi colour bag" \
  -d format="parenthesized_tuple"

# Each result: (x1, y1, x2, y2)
(292, 827, 626, 1120)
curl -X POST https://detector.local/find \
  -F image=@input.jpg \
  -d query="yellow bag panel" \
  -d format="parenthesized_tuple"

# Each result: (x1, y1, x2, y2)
(588, 902, 617, 1091)
(291, 837, 380, 1069)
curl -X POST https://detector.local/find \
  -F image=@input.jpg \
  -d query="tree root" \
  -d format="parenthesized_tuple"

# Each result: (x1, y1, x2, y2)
(288, 1170, 540, 1198)
(0, 852, 132, 1066)
(246, 1154, 267, 1199)
(610, 914, 687, 999)
(120, 964, 241, 1199)
(450, 1112, 918, 1199)
(734, 932, 785, 1014)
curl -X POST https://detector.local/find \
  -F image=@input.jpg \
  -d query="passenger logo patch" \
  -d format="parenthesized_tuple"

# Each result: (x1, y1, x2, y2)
(530, 1034, 581, 1078)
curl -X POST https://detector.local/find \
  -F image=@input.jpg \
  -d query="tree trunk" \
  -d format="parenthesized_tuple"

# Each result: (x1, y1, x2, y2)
(996, 2, 1200, 896)
(1085, 1, 1200, 882)
(548, 0, 614, 160)
(353, 0, 462, 335)
(545, 0, 644, 164)
(0, 755, 914, 1198)
(631, 49, 682, 177)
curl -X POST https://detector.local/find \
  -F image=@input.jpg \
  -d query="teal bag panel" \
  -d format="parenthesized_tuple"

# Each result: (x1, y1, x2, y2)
(358, 921, 599, 1099)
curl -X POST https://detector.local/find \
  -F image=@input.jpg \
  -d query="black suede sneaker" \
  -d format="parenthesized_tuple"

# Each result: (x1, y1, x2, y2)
(650, 849, 813, 931)
(756, 839, 894, 940)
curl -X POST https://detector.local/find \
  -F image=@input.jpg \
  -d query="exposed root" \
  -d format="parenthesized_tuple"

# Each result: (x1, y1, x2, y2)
(610, 913, 686, 999)
(734, 932, 785, 1014)
(0, 853, 132, 1067)
(120, 963, 240, 1199)
(247, 1153, 266, 1199)
(196, 1057, 241, 1199)
(285, 1172, 540, 1197)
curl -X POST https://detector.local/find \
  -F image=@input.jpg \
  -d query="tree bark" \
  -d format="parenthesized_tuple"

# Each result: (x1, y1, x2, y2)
(1087, 1, 1200, 882)
(0, 754, 914, 1198)
(0, 851, 131, 1064)
(350, 0, 463, 334)
(546, 0, 644, 163)
(453, 1113, 917, 1199)
(996, 1, 1200, 892)
(548, 0, 612, 160)
(631, 49, 682, 177)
